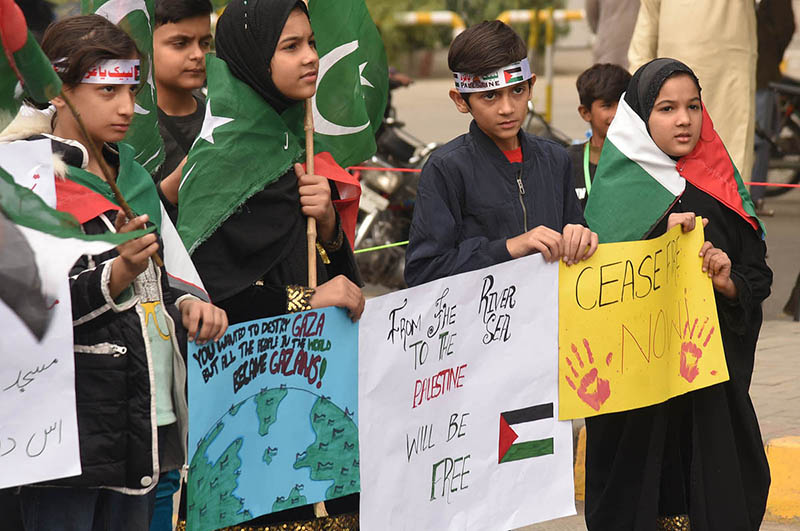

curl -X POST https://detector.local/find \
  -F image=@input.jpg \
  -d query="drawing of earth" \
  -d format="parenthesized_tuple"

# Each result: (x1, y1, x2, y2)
(187, 386, 359, 531)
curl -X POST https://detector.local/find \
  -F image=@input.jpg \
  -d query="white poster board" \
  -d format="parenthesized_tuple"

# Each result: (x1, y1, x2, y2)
(358, 254, 575, 530)
(0, 149, 114, 488)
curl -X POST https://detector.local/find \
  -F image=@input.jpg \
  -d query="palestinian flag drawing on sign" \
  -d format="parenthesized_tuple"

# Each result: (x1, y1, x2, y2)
(498, 403, 555, 464)
(82, 0, 164, 174)
(585, 97, 763, 243)
(503, 66, 523, 84)
(0, 0, 63, 129)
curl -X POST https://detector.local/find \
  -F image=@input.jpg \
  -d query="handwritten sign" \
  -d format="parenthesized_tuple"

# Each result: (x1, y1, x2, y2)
(0, 224, 115, 488)
(0, 155, 117, 489)
(558, 222, 729, 420)
(187, 308, 358, 531)
(359, 255, 575, 530)
(0, 139, 56, 207)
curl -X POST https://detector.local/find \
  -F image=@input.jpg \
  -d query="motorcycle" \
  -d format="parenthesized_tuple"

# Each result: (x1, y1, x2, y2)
(353, 104, 438, 290)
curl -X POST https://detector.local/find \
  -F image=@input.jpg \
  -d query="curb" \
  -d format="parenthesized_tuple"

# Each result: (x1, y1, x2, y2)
(766, 436, 800, 522)
(572, 430, 800, 521)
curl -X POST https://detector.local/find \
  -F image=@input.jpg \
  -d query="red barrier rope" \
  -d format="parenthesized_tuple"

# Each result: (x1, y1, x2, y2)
(347, 166, 800, 189)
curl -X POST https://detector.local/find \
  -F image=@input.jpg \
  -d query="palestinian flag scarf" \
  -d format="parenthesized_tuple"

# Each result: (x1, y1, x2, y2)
(585, 58, 763, 243)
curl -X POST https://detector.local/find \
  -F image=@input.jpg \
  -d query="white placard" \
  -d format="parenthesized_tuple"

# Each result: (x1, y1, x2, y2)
(0, 225, 113, 488)
(0, 139, 57, 208)
(358, 255, 575, 530)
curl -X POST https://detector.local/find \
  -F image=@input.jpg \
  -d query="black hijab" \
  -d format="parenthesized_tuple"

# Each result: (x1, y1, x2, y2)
(624, 58, 701, 125)
(215, 0, 309, 113)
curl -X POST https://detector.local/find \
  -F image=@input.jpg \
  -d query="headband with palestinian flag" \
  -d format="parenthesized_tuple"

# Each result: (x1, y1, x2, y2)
(453, 58, 533, 93)
(80, 60, 140, 84)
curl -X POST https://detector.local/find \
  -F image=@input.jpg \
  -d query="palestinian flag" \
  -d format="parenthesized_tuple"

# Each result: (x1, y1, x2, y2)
(83, 0, 164, 174)
(503, 66, 523, 84)
(0, 0, 62, 128)
(179, 0, 386, 253)
(498, 403, 555, 464)
(584, 97, 764, 243)
(60, 141, 209, 300)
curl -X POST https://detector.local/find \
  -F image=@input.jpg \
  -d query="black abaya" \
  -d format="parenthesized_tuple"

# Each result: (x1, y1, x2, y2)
(585, 182, 772, 531)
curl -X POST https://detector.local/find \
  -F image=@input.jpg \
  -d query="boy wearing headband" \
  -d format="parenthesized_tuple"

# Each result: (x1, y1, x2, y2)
(405, 21, 598, 287)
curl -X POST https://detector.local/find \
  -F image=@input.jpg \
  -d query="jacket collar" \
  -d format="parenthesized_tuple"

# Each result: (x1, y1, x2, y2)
(468, 120, 528, 165)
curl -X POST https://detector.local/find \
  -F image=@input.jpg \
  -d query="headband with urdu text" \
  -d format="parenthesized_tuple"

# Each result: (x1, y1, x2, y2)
(81, 60, 140, 84)
(452, 58, 533, 93)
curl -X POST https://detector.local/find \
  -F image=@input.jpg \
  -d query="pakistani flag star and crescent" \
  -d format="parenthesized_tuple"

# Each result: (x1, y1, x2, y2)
(177, 0, 388, 254)
(82, 0, 165, 174)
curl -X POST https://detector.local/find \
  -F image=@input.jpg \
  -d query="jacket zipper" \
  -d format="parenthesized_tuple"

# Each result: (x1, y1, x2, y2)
(516, 170, 528, 232)
(74, 342, 128, 356)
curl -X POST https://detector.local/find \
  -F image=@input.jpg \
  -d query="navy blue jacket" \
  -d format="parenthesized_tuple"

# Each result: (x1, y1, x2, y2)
(405, 121, 585, 286)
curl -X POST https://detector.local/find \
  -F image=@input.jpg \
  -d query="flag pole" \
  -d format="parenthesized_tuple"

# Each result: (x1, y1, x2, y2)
(304, 99, 329, 520)
(61, 90, 164, 267)
(304, 99, 318, 289)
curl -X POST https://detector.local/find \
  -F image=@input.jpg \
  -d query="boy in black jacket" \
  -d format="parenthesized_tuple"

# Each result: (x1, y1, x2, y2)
(405, 21, 598, 286)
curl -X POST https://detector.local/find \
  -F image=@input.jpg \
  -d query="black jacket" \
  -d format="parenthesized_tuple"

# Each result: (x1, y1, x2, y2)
(32, 138, 192, 494)
(405, 121, 585, 286)
(48, 209, 190, 493)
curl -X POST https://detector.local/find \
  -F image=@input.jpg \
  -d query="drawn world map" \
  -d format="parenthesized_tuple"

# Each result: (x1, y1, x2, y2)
(187, 386, 359, 531)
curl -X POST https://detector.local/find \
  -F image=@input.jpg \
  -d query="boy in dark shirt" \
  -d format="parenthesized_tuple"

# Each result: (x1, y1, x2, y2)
(153, 0, 213, 224)
(566, 63, 630, 209)
(405, 21, 598, 286)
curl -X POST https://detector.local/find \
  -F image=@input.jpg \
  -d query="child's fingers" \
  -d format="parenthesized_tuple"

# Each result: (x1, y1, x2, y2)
(294, 162, 306, 177)
(183, 306, 199, 343)
(562, 227, 582, 264)
(531, 239, 555, 262)
(117, 214, 149, 234)
(698, 241, 714, 257)
(584, 231, 599, 260)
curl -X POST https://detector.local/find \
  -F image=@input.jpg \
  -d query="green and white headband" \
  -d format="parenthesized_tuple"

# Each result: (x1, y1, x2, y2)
(81, 59, 141, 84)
(452, 58, 532, 93)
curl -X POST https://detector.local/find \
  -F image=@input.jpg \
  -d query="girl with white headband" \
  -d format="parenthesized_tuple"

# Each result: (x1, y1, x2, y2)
(0, 14, 227, 530)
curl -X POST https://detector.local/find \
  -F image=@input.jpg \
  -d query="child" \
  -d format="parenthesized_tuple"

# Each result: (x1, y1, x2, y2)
(566, 63, 630, 209)
(404, 21, 598, 287)
(152, 0, 213, 222)
(583, 59, 771, 530)
(5, 15, 227, 530)
(177, 0, 364, 525)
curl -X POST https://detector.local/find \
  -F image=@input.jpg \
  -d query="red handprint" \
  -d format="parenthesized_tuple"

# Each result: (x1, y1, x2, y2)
(679, 316, 715, 383)
(564, 339, 612, 411)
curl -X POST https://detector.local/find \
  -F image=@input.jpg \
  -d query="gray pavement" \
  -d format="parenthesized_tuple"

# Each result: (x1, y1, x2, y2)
(390, 77, 800, 530)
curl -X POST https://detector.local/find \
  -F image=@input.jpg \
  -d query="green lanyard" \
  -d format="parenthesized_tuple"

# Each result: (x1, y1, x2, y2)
(583, 142, 592, 195)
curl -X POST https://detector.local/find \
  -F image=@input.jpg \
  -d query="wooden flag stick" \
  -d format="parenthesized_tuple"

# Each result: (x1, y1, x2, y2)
(304, 99, 318, 289)
(61, 90, 164, 267)
(304, 99, 328, 520)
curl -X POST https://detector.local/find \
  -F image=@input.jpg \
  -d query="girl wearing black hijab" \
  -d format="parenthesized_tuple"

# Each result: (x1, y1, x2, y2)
(185, 0, 362, 527)
(583, 59, 772, 530)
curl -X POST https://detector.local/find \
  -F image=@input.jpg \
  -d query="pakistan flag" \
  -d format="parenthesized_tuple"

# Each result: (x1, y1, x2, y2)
(82, 0, 164, 174)
(0, 0, 62, 128)
(283, 0, 389, 167)
(178, 0, 387, 253)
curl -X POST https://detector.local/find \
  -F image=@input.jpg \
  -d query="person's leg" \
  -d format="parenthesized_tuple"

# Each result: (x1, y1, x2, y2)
(149, 469, 181, 531)
(19, 486, 100, 531)
(751, 88, 776, 213)
(100, 487, 157, 531)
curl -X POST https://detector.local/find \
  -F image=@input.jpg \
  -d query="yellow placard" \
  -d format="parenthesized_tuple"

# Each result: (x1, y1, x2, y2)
(558, 221, 729, 420)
